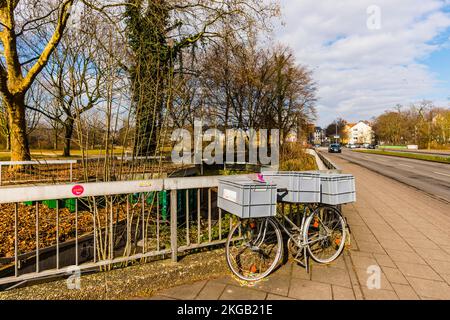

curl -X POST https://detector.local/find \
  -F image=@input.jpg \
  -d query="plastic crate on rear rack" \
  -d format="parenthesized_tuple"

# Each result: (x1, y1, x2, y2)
(319, 173, 356, 205)
(261, 171, 321, 203)
(218, 177, 277, 219)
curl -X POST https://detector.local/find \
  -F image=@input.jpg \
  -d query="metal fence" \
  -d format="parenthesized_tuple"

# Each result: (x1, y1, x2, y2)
(0, 160, 77, 186)
(0, 157, 183, 187)
(0, 175, 243, 289)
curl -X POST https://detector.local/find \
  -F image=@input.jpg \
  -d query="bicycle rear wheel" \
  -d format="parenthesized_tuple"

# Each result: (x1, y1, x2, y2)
(304, 206, 346, 264)
(226, 218, 283, 282)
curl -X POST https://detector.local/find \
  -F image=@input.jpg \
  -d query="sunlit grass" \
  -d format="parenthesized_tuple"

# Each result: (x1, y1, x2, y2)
(353, 149, 450, 164)
(0, 148, 127, 161)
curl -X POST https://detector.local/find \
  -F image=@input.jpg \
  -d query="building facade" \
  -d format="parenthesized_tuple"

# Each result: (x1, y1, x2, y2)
(310, 127, 325, 145)
(347, 121, 375, 145)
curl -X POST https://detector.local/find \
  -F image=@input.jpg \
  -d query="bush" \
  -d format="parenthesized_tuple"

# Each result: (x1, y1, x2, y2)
(279, 143, 318, 171)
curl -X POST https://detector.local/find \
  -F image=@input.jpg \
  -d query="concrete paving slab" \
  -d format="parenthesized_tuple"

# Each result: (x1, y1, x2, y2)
(332, 285, 355, 300)
(406, 277, 450, 300)
(395, 262, 442, 281)
(158, 280, 207, 300)
(362, 288, 399, 300)
(288, 279, 332, 300)
(195, 281, 227, 300)
(219, 285, 267, 300)
(391, 283, 420, 300)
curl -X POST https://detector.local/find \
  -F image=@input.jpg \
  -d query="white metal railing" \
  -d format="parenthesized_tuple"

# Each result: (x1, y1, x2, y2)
(0, 175, 248, 289)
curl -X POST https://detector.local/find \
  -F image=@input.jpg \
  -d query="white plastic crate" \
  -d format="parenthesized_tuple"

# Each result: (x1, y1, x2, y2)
(261, 171, 321, 203)
(217, 177, 277, 218)
(319, 173, 356, 205)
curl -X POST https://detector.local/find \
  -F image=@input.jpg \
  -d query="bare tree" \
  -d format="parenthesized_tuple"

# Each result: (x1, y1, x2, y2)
(30, 21, 105, 157)
(0, 0, 76, 161)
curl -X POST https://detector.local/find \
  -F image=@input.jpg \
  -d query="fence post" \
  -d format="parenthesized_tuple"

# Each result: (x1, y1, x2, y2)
(170, 189, 178, 263)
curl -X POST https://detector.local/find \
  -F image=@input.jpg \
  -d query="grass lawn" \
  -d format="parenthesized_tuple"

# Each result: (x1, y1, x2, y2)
(377, 145, 408, 150)
(353, 149, 450, 164)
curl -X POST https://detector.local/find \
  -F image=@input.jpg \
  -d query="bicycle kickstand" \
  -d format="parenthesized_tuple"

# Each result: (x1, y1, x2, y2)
(304, 247, 310, 274)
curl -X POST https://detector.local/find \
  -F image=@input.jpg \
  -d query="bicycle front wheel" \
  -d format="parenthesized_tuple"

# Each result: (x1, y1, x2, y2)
(304, 206, 347, 264)
(226, 217, 283, 282)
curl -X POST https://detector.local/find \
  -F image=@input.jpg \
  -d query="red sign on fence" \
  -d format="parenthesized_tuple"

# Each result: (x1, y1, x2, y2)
(72, 185, 84, 196)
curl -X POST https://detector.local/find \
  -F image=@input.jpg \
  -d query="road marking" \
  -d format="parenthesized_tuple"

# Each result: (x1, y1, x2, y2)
(399, 164, 414, 168)
(433, 171, 450, 178)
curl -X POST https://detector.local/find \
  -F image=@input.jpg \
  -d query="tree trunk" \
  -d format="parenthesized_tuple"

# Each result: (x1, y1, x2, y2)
(5, 95, 31, 161)
(5, 132, 10, 151)
(63, 118, 74, 157)
(54, 126, 58, 150)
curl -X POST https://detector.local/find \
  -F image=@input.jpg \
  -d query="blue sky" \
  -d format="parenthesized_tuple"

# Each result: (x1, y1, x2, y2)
(274, 0, 450, 127)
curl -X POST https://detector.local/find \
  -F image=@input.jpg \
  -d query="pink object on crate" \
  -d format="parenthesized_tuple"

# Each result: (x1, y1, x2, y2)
(257, 174, 265, 183)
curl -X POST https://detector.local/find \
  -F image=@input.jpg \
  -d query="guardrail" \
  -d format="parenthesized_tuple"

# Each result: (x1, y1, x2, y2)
(0, 175, 244, 289)
(316, 151, 342, 171)
(0, 151, 331, 290)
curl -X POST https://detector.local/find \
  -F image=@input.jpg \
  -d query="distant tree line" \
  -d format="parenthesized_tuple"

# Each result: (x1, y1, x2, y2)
(373, 102, 450, 149)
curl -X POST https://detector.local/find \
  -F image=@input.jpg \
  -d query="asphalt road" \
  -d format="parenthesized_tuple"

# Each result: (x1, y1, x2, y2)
(323, 148, 450, 203)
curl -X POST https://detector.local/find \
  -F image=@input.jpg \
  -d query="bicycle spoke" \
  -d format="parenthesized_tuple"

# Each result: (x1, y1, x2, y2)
(306, 206, 346, 264)
(226, 218, 282, 281)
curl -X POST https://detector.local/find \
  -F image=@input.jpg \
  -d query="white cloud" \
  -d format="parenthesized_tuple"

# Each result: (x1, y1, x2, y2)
(274, 0, 450, 126)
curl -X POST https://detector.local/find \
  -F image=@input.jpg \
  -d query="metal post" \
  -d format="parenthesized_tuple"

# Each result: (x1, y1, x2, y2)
(75, 199, 78, 266)
(14, 203, 18, 277)
(56, 201, 59, 270)
(35, 202, 39, 273)
(208, 188, 212, 242)
(219, 208, 222, 241)
(93, 198, 97, 263)
(197, 189, 201, 244)
(186, 189, 190, 246)
(170, 189, 178, 262)
(110, 196, 113, 259)
(70, 162, 73, 182)
(141, 194, 145, 254)
(156, 194, 160, 251)
(125, 196, 129, 257)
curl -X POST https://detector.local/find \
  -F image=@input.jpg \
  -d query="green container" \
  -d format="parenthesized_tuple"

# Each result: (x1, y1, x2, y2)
(160, 190, 168, 221)
(128, 191, 168, 220)
(42, 199, 58, 209)
(64, 198, 77, 213)
(23, 201, 35, 206)
(129, 193, 140, 204)
(129, 192, 156, 205)
(146, 192, 156, 205)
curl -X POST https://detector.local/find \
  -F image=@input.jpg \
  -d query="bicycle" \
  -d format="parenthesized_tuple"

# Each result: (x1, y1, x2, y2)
(225, 192, 347, 282)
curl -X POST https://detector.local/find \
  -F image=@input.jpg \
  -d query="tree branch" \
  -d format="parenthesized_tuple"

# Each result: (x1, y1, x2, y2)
(18, 0, 74, 93)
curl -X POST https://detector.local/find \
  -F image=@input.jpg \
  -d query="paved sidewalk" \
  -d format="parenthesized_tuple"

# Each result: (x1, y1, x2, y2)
(148, 156, 450, 300)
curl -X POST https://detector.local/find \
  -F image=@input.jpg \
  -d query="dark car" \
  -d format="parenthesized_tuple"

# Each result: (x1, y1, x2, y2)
(368, 144, 376, 149)
(328, 143, 342, 153)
